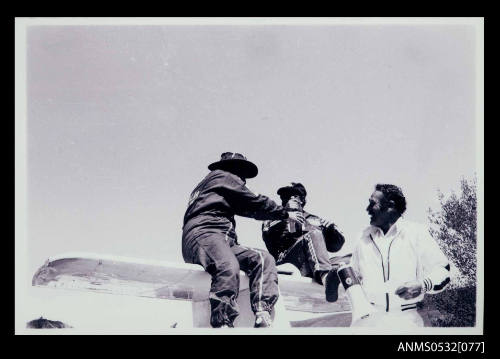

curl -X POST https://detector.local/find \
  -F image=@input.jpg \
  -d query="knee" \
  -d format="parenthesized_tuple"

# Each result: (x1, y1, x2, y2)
(217, 257, 240, 279)
(246, 250, 276, 272)
(261, 250, 276, 267)
(258, 251, 278, 282)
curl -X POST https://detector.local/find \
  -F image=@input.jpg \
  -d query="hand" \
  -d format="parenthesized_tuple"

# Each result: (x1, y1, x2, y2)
(395, 281, 423, 299)
(288, 211, 305, 224)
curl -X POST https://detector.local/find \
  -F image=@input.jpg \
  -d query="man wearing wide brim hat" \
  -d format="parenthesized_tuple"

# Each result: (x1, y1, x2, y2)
(207, 152, 259, 179)
(182, 152, 305, 328)
(262, 182, 346, 302)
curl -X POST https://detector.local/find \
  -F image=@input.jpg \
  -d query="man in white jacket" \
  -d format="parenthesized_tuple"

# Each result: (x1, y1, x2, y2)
(350, 184, 451, 327)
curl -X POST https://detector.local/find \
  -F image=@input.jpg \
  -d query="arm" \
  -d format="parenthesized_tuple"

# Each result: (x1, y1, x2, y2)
(396, 224, 451, 299)
(220, 173, 289, 221)
(417, 225, 451, 294)
(323, 223, 345, 252)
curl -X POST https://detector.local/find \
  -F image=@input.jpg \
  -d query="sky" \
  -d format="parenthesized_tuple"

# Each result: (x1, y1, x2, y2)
(24, 21, 479, 274)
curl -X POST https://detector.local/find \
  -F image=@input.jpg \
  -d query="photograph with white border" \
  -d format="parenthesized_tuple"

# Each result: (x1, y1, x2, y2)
(15, 17, 484, 335)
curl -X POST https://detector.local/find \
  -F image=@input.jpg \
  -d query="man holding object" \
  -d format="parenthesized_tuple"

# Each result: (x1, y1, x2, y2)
(350, 184, 451, 327)
(182, 152, 304, 328)
(262, 182, 345, 302)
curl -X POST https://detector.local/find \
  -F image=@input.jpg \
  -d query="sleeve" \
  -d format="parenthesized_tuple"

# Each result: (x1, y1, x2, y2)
(262, 219, 289, 238)
(220, 174, 289, 221)
(416, 224, 451, 294)
(323, 223, 345, 252)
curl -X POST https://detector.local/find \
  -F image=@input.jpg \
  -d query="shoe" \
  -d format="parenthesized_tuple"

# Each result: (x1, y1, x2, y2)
(213, 320, 234, 328)
(215, 322, 234, 328)
(254, 311, 273, 328)
(324, 268, 341, 302)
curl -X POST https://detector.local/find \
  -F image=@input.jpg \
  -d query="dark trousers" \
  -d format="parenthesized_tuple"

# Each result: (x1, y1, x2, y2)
(182, 233, 279, 327)
(277, 229, 333, 283)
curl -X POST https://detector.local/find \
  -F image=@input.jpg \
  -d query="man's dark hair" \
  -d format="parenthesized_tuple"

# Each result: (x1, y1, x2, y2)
(375, 184, 407, 215)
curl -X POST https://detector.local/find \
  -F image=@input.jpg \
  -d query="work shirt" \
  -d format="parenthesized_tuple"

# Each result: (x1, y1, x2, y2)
(182, 169, 289, 245)
(351, 218, 450, 311)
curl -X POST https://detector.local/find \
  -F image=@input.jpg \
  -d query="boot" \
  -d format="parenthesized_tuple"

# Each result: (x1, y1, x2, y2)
(324, 268, 341, 302)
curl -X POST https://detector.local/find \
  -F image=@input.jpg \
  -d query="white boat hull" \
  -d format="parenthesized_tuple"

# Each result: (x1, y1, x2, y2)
(25, 252, 352, 330)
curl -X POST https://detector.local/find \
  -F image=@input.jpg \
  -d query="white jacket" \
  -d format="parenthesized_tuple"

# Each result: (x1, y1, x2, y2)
(351, 218, 450, 311)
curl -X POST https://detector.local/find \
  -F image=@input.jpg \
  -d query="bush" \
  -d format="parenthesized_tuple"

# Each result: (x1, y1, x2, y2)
(428, 177, 477, 287)
(418, 286, 476, 327)
(425, 176, 477, 326)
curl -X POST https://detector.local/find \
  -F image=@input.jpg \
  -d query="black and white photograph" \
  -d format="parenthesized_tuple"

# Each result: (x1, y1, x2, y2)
(15, 17, 484, 336)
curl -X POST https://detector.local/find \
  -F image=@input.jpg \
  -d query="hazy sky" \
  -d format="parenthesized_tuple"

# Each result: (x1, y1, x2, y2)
(25, 22, 478, 273)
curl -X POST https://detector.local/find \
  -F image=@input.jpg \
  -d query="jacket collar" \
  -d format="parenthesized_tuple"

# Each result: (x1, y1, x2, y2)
(369, 216, 405, 238)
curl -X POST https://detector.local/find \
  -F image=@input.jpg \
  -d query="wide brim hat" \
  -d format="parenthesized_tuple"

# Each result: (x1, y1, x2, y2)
(277, 182, 307, 199)
(208, 152, 258, 179)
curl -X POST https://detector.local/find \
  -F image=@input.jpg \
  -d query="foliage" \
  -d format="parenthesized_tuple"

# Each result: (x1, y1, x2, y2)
(418, 286, 476, 327)
(428, 176, 477, 287)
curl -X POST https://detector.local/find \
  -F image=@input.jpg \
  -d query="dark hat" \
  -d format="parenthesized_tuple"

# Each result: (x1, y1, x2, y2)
(208, 152, 259, 179)
(277, 182, 307, 199)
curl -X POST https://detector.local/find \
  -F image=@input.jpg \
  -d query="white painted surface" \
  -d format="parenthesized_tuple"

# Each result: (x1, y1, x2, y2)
(22, 252, 351, 331)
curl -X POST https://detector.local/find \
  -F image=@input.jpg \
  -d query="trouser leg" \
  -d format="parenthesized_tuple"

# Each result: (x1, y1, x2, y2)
(277, 238, 312, 277)
(183, 233, 241, 327)
(303, 229, 334, 282)
(280, 230, 333, 283)
(232, 245, 279, 314)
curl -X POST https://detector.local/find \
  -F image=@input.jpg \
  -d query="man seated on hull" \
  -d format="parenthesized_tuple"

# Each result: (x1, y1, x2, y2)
(182, 153, 305, 328)
(262, 183, 345, 302)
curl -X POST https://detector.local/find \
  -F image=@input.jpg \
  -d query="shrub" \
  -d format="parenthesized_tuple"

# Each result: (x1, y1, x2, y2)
(424, 176, 477, 326)
(428, 176, 477, 287)
(418, 286, 476, 327)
